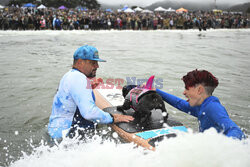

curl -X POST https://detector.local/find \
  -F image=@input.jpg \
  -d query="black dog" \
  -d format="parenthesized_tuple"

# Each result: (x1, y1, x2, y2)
(117, 85, 168, 128)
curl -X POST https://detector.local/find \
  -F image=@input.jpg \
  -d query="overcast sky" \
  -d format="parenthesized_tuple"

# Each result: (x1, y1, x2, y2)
(98, 0, 250, 6)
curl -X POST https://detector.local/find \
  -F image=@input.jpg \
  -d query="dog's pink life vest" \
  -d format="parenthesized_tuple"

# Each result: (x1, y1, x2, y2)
(125, 75, 156, 111)
(125, 88, 155, 111)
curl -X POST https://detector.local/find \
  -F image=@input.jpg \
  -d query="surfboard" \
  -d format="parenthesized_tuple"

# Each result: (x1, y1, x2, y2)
(93, 84, 188, 151)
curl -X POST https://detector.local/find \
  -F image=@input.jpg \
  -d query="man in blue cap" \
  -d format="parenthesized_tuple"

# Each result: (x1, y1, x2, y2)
(48, 45, 134, 140)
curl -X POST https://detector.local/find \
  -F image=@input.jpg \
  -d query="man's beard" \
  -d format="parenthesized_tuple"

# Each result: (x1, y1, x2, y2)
(87, 70, 96, 78)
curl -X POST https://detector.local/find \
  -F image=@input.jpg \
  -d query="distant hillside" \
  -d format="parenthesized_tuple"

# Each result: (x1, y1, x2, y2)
(2, 0, 249, 13)
(100, 3, 121, 10)
(145, 0, 231, 11)
(228, 2, 250, 12)
(0, 0, 9, 5)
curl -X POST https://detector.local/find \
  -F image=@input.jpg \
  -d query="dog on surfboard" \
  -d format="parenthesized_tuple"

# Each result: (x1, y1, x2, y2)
(117, 76, 168, 129)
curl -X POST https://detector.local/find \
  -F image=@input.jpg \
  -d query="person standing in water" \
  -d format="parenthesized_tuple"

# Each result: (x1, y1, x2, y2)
(48, 45, 133, 140)
(155, 69, 245, 140)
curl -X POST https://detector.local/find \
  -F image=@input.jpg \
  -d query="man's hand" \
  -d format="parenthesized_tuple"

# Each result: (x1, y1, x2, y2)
(112, 114, 134, 123)
(90, 78, 103, 89)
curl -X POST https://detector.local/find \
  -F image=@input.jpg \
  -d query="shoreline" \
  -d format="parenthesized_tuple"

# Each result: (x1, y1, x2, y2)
(0, 28, 250, 33)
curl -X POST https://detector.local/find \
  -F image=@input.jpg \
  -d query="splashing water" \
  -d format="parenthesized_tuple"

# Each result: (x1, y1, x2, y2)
(9, 129, 250, 167)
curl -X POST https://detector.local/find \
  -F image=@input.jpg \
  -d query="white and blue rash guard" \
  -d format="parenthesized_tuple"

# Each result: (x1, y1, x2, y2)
(48, 69, 113, 139)
(156, 89, 245, 140)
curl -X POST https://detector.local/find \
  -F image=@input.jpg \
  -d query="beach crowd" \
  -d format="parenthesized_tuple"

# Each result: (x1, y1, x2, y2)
(0, 7, 249, 31)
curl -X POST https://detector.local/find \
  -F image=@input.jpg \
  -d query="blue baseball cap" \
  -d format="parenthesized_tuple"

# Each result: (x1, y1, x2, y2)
(73, 45, 106, 62)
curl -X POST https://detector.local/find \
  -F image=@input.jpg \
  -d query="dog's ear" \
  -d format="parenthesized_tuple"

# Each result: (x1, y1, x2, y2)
(122, 85, 137, 97)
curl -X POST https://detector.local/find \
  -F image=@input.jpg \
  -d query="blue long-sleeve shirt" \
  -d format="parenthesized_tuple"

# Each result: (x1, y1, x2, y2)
(156, 89, 245, 140)
(48, 69, 113, 139)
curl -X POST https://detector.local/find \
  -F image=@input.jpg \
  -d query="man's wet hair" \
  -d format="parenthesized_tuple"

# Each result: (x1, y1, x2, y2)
(182, 69, 219, 95)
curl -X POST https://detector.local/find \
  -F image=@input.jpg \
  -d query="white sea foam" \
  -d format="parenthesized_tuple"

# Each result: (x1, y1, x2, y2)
(10, 129, 250, 167)
(1, 29, 250, 37)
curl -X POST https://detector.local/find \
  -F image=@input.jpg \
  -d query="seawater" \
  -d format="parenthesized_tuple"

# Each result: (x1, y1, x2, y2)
(0, 29, 250, 167)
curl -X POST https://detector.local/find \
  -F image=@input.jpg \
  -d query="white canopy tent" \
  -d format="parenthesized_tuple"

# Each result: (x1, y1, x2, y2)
(212, 9, 223, 13)
(134, 7, 143, 12)
(0, 5, 5, 9)
(154, 6, 167, 12)
(37, 4, 47, 9)
(124, 8, 134, 13)
(166, 7, 175, 12)
(141, 9, 153, 13)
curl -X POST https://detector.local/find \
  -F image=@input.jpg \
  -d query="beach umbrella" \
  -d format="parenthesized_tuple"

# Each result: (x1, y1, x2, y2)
(141, 9, 153, 13)
(124, 8, 134, 13)
(105, 8, 113, 12)
(134, 7, 143, 12)
(166, 7, 175, 12)
(176, 7, 188, 13)
(37, 4, 46, 9)
(58, 5, 67, 10)
(23, 3, 36, 8)
(154, 6, 167, 12)
(122, 6, 128, 11)
(75, 6, 87, 11)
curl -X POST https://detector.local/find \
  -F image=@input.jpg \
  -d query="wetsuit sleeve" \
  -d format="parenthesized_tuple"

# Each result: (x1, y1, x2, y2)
(206, 102, 245, 140)
(156, 89, 199, 117)
(69, 74, 113, 124)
